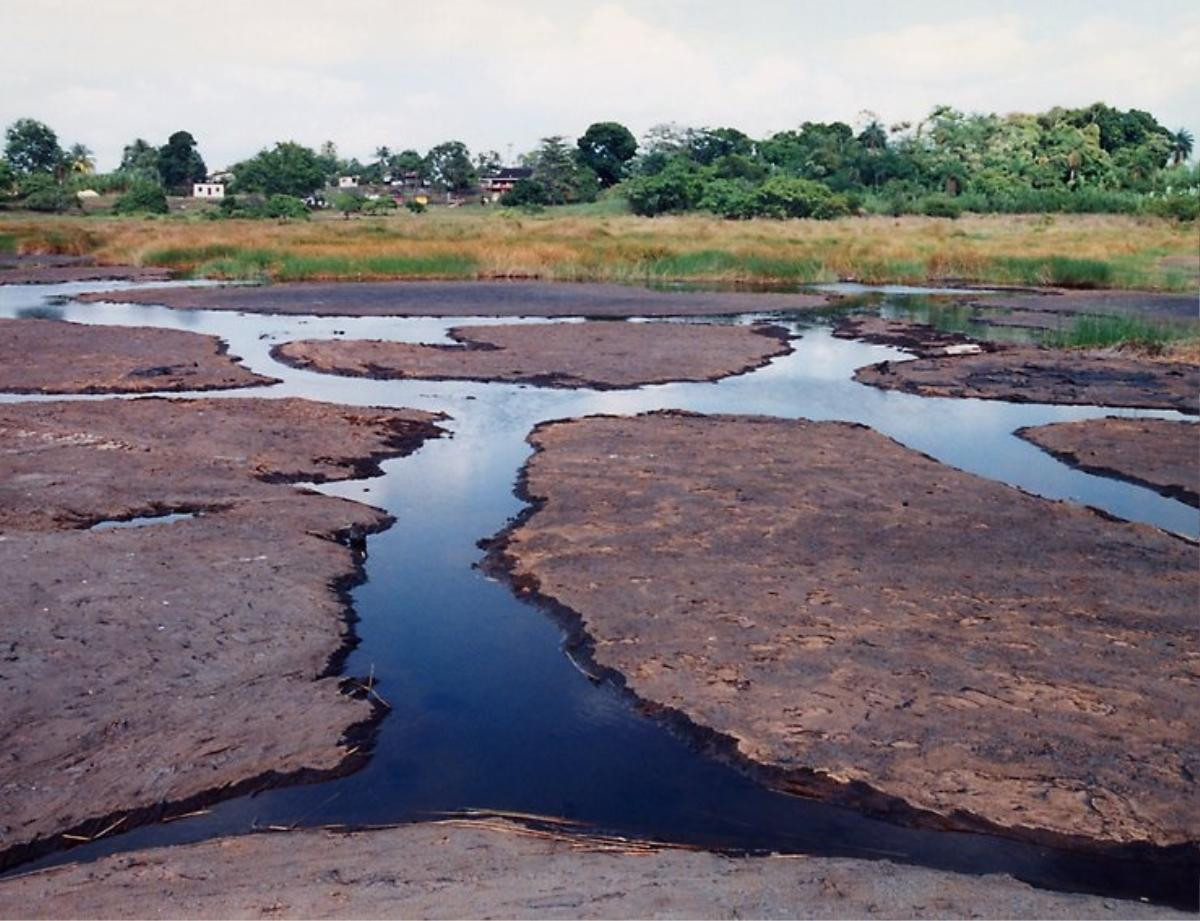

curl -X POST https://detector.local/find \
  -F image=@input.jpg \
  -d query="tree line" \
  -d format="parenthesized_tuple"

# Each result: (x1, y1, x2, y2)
(2, 103, 1195, 220)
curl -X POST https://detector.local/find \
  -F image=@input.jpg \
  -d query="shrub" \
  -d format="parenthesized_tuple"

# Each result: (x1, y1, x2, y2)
(262, 194, 309, 219)
(625, 158, 705, 215)
(362, 196, 398, 216)
(698, 178, 759, 219)
(1146, 191, 1199, 222)
(501, 178, 550, 208)
(919, 194, 963, 218)
(753, 176, 850, 219)
(405, 199, 427, 214)
(113, 181, 168, 215)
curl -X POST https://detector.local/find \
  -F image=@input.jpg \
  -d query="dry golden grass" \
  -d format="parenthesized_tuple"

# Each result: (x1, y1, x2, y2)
(3, 211, 1197, 290)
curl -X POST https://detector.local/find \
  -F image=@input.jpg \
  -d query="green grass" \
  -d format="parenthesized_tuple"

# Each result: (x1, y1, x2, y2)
(1044, 314, 1200, 350)
(992, 256, 1114, 288)
(273, 253, 478, 281)
(640, 249, 828, 282)
(0, 232, 16, 255)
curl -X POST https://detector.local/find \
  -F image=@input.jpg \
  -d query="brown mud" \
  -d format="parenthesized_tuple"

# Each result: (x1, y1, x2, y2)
(1017, 417, 1199, 507)
(0, 255, 171, 285)
(484, 411, 1199, 852)
(832, 315, 1002, 357)
(0, 397, 443, 866)
(0, 818, 1187, 920)
(854, 347, 1199, 413)
(0, 318, 275, 394)
(273, 322, 792, 389)
(970, 290, 1200, 324)
(75, 279, 829, 317)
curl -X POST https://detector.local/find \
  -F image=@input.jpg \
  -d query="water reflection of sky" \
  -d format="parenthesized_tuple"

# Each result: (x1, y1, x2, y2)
(0, 280, 1195, 907)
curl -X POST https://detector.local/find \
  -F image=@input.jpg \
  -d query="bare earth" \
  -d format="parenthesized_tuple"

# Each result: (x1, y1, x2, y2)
(854, 348, 1200, 413)
(0, 256, 171, 285)
(76, 280, 829, 317)
(832, 315, 1001, 357)
(970, 290, 1200, 323)
(1018, 417, 1200, 507)
(487, 412, 1199, 850)
(0, 820, 1188, 921)
(274, 322, 791, 389)
(0, 318, 275, 393)
(0, 397, 442, 865)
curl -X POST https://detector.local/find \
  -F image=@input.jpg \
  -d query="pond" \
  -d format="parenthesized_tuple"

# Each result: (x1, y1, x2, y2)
(0, 280, 1195, 907)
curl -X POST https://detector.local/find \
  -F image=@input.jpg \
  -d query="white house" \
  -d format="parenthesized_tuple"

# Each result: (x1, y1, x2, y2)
(338, 176, 360, 188)
(192, 181, 225, 199)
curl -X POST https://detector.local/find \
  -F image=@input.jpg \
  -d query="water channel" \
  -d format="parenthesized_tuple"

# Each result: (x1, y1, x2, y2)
(1, 280, 1196, 908)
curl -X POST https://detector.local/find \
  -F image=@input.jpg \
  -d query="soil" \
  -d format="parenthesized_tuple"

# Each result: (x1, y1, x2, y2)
(486, 411, 1199, 851)
(1017, 417, 1199, 507)
(0, 819, 1187, 920)
(0, 318, 276, 394)
(75, 280, 829, 317)
(832, 315, 1001, 357)
(0, 397, 443, 865)
(273, 322, 792, 389)
(854, 348, 1200, 414)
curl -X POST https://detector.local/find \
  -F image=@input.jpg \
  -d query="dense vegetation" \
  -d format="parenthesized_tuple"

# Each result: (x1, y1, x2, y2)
(0, 103, 1195, 221)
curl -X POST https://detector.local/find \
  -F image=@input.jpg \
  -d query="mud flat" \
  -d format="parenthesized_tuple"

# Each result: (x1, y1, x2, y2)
(0, 397, 442, 865)
(75, 279, 828, 317)
(854, 347, 1199, 413)
(274, 322, 791, 389)
(832, 315, 1000, 357)
(0, 820, 1187, 921)
(0, 255, 170, 285)
(0, 318, 275, 394)
(487, 412, 1199, 851)
(1018, 417, 1199, 507)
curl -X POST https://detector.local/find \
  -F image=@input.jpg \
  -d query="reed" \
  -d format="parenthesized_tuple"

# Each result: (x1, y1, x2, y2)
(1, 212, 1195, 291)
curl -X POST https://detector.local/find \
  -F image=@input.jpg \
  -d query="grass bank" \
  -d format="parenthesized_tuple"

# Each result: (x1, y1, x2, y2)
(0, 211, 1196, 291)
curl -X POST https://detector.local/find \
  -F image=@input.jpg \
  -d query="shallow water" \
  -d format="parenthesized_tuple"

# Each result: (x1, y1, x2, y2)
(0, 281, 1196, 906)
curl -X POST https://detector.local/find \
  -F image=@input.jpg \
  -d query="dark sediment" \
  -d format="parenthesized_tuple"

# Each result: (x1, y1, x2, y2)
(0, 317, 276, 393)
(970, 290, 1200, 323)
(832, 314, 1002, 357)
(854, 347, 1199, 413)
(1017, 417, 1199, 507)
(273, 322, 792, 389)
(75, 279, 829, 317)
(0, 255, 171, 284)
(485, 411, 1199, 851)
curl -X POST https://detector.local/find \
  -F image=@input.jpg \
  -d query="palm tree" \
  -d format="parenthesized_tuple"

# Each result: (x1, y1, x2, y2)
(1171, 128, 1194, 166)
(67, 143, 95, 175)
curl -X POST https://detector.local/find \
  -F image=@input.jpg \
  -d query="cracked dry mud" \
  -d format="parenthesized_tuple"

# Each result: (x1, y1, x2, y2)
(273, 322, 791, 389)
(488, 412, 1199, 850)
(854, 347, 1199, 413)
(0, 317, 275, 394)
(0, 820, 1189, 920)
(1018, 417, 1199, 507)
(0, 397, 442, 863)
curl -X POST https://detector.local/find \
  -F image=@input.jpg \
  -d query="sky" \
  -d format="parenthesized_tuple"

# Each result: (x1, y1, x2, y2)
(2, 0, 1197, 172)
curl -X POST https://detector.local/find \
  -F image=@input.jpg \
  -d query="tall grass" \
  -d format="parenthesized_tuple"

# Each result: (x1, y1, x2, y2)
(1044, 314, 1200, 351)
(0, 232, 15, 255)
(0, 212, 1195, 290)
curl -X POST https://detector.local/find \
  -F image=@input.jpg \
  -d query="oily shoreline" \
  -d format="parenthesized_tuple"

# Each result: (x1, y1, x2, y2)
(481, 411, 1199, 859)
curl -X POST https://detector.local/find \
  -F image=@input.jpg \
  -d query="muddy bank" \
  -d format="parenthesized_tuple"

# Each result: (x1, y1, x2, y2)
(854, 347, 1199, 413)
(487, 412, 1199, 850)
(0, 255, 170, 285)
(0, 318, 275, 394)
(274, 322, 791, 389)
(0, 820, 1186, 920)
(1018, 418, 1199, 507)
(971, 290, 1200, 323)
(832, 315, 1000, 357)
(75, 279, 829, 317)
(0, 398, 443, 863)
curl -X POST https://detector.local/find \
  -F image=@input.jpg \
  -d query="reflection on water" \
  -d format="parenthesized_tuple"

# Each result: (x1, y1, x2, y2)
(0, 281, 1196, 907)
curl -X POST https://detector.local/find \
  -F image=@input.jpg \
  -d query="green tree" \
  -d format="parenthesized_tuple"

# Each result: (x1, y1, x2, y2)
(526, 136, 598, 204)
(120, 139, 161, 179)
(66, 143, 94, 175)
(475, 149, 502, 176)
(425, 141, 476, 191)
(0, 159, 15, 194)
(686, 127, 753, 166)
(576, 121, 637, 186)
(388, 149, 428, 183)
(232, 142, 326, 197)
(625, 157, 705, 215)
(4, 118, 63, 174)
(157, 131, 207, 191)
(18, 173, 77, 212)
(1171, 128, 1194, 166)
(113, 180, 168, 214)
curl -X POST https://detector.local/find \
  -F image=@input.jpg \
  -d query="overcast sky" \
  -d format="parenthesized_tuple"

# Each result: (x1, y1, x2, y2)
(2, 0, 1197, 171)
